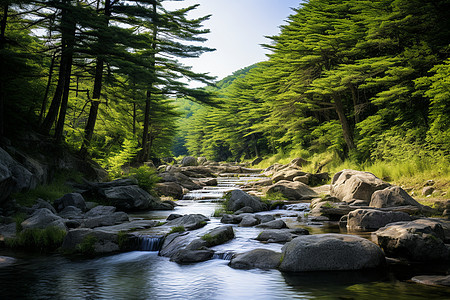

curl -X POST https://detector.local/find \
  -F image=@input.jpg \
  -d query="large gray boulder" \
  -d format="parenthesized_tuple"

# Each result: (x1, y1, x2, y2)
(374, 219, 450, 261)
(272, 169, 306, 183)
(229, 249, 282, 270)
(21, 208, 67, 231)
(82, 212, 129, 229)
(159, 232, 193, 258)
(154, 182, 184, 199)
(181, 156, 198, 167)
(369, 186, 422, 208)
(85, 205, 116, 218)
(255, 219, 287, 229)
(279, 234, 385, 272)
(54, 193, 87, 212)
(331, 170, 390, 203)
(347, 209, 412, 231)
(170, 249, 214, 263)
(201, 226, 234, 247)
(225, 190, 267, 212)
(165, 214, 209, 230)
(58, 206, 84, 219)
(159, 172, 201, 191)
(264, 181, 318, 201)
(99, 185, 160, 211)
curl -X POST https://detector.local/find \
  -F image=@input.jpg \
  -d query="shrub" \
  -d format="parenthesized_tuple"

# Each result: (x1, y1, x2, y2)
(127, 165, 160, 193)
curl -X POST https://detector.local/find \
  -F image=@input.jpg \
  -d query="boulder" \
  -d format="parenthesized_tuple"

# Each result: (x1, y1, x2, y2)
(256, 230, 292, 243)
(255, 219, 287, 229)
(234, 206, 254, 214)
(165, 214, 209, 230)
(159, 172, 201, 191)
(201, 226, 234, 247)
(369, 186, 422, 208)
(61, 228, 133, 254)
(374, 219, 450, 261)
(85, 205, 116, 218)
(265, 181, 318, 201)
(197, 157, 207, 165)
(309, 202, 355, 221)
(422, 186, 435, 196)
(31, 198, 57, 214)
(159, 232, 192, 258)
(293, 175, 309, 184)
(289, 157, 309, 168)
(251, 157, 263, 166)
(225, 189, 267, 212)
(229, 249, 282, 270)
(272, 169, 307, 183)
(58, 206, 84, 219)
(167, 213, 183, 221)
(0, 256, 17, 267)
(239, 215, 259, 227)
(220, 214, 242, 224)
(99, 185, 160, 211)
(54, 193, 87, 212)
(170, 249, 214, 263)
(154, 182, 184, 199)
(21, 208, 67, 231)
(0, 163, 14, 203)
(82, 212, 129, 228)
(181, 156, 198, 167)
(331, 169, 390, 203)
(412, 275, 450, 287)
(279, 234, 385, 272)
(255, 214, 275, 223)
(347, 209, 412, 231)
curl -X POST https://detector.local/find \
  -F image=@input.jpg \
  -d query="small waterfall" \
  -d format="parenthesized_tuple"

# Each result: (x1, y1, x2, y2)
(138, 236, 165, 251)
(213, 252, 235, 261)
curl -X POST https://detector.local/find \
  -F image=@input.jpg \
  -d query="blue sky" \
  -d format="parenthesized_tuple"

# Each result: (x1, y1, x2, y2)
(164, 0, 302, 86)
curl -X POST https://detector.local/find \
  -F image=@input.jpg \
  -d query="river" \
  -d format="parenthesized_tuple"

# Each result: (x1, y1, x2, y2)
(0, 174, 449, 299)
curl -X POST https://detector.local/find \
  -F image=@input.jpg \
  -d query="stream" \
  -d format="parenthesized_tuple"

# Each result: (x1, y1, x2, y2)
(1, 174, 449, 299)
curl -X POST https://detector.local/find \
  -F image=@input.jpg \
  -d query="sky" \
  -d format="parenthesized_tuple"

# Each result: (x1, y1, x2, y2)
(164, 0, 302, 86)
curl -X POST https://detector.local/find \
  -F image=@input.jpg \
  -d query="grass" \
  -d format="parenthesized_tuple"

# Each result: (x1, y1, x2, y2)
(168, 226, 185, 235)
(12, 170, 82, 207)
(6, 227, 67, 253)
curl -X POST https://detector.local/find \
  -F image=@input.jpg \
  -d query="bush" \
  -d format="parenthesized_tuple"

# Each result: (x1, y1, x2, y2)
(5, 227, 67, 253)
(127, 165, 160, 193)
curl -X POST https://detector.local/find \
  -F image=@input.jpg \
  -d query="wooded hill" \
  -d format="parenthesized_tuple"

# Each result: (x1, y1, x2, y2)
(1, 0, 450, 172)
(182, 0, 450, 166)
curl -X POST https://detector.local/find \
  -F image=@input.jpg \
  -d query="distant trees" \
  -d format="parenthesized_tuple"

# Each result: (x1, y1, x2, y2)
(183, 0, 450, 163)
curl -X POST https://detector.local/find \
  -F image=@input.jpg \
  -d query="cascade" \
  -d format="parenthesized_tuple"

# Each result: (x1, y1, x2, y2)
(138, 236, 165, 251)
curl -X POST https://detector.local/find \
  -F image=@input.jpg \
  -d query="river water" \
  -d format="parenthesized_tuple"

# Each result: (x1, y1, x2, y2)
(1, 174, 449, 299)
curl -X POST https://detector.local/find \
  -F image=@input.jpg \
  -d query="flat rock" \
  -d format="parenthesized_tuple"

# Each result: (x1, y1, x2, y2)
(21, 208, 67, 231)
(265, 180, 318, 201)
(165, 214, 209, 230)
(347, 209, 412, 231)
(412, 275, 450, 287)
(256, 229, 292, 243)
(255, 219, 287, 229)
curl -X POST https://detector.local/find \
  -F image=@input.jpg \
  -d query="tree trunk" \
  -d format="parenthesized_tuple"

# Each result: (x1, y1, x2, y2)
(39, 51, 57, 124)
(0, 3, 9, 137)
(333, 93, 356, 151)
(80, 0, 111, 157)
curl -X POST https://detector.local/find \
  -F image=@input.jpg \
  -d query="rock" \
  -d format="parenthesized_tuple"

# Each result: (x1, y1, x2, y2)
(374, 219, 450, 261)
(220, 214, 242, 224)
(58, 206, 84, 219)
(21, 208, 67, 231)
(0, 162, 14, 204)
(309, 202, 355, 221)
(165, 214, 209, 230)
(272, 169, 307, 183)
(154, 182, 184, 199)
(201, 226, 234, 247)
(181, 156, 198, 167)
(225, 190, 267, 212)
(255, 214, 275, 223)
(251, 157, 263, 166)
(61, 228, 130, 254)
(99, 185, 160, 211)
(167, 213, 183, 221)
(0, 256, 17, 267)
(347, 209, 412, 231)
(331, 169, 390, 203)
(197, 157, 207, 165)
(265, 181, 318, 201)
(255, 219, 287, 229)
(54, 193, 87, 212)
(159, 172, 201, 191)
(369, 186, 422, 208)
(0, 222, 17, 240)
(234, 206, 254, 214)
(422, 186, 435, 196)
(85, 205, 116, 218)
(256, 230, 292, 243)
(412, 275, 450, 287)
(279, 234, 385, 272)
(293, 175, 309, 184)
(229, 249, 282, 270)
(159, 232, 192, 258)
(94, 219, 159, 233)
(309, 172, 330, 186)
(82, 212, 129, 228)
(31, 198, 57, 214)
(239, 215, 259, 227)
(170, 249, 214, 263)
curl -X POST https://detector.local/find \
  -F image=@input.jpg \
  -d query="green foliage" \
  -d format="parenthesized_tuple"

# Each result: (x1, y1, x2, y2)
(76, 234, 98, 256)
(168, 226, 185, 235)
(13, 213, 27, 233)
(96, 138, 141, 179)
(12, 170, 81, 207)
(117, 231, 128, 250)
(5, 227, 67, 253)
(127, 165, 160, 193)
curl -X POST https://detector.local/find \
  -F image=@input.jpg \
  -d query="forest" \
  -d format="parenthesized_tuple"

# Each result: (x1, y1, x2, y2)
(1, 0, 450, 176)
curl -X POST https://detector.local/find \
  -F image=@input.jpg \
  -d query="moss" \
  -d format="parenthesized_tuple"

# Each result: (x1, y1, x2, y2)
(5, 226, 67, 253)
(168, 226, 185, 235)
(117, 231, 128, 250)
(76, 234, 97, 256)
